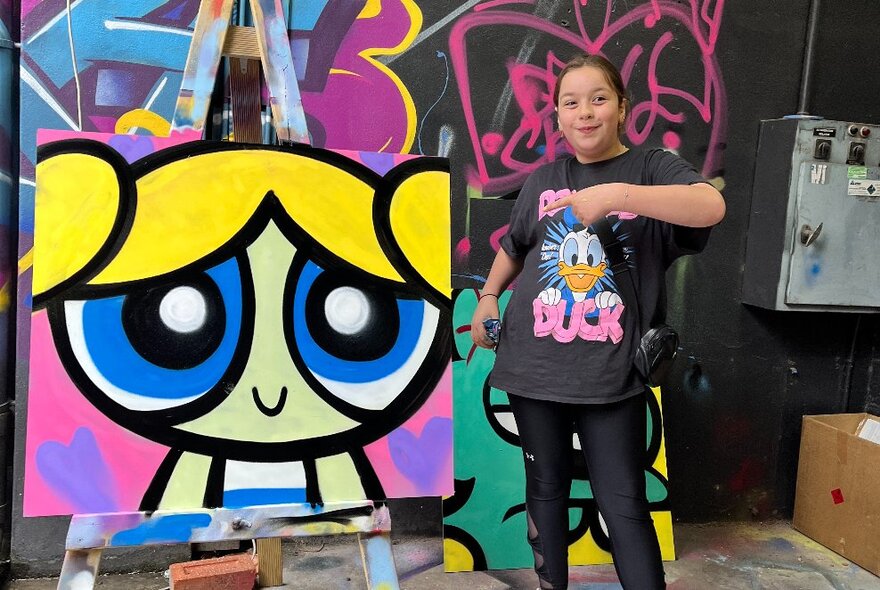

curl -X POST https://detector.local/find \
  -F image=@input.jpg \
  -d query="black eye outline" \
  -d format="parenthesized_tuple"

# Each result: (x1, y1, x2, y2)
(303, 270, 401, 363)
(121, 273, 227, 371)
(282, 250, 451, 437)
(46, 252, 257, 435)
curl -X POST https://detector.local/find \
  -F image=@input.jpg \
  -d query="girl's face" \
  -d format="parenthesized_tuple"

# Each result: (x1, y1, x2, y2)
(555, 66, 626, 164)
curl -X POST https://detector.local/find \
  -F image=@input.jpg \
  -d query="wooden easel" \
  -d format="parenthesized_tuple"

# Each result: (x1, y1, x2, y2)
(55, 2, 400, 588)
(170, 0, 308, 144)
(58, 502, 399, 589)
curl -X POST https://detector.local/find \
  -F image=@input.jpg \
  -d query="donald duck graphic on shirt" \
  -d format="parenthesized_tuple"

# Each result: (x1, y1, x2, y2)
(534, 189, 629, 344)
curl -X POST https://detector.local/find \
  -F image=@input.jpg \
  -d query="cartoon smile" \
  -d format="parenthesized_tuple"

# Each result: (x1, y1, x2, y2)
(252, 386, 287, 417)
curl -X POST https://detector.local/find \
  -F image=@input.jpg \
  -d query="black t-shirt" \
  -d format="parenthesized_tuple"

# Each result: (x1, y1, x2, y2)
(489, 148, 712, 404)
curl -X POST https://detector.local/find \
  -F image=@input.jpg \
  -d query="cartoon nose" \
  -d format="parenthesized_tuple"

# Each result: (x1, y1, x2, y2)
(252, 386, 288, 417)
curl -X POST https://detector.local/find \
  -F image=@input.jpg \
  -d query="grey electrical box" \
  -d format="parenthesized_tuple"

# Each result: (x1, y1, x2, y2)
(742, 118, 880, 312)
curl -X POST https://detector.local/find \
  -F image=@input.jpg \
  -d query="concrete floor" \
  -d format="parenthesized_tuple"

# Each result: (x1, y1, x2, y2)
(5, 521, 879, 589)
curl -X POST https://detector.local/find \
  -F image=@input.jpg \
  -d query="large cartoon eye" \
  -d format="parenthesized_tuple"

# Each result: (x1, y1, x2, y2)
(61, 258, 243, 411)
(290, 261, 439, 412)
(562, 235, 579, 267)
(585, 234, 604, 267)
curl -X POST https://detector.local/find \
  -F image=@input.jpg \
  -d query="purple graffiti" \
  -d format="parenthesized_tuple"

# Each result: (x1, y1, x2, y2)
(108, 134, 158, 162)
(21, 1, 416, 152)
(0, 0, 13, 39)
(301, 0, 415, 152)
(293, 0, 363, 93)
(388, 417, 453, 494)
(359, 150, 396, 176)
(36, 427, 119, 514)
(449, 0, 727, 193)
(140, 0, 200, 26)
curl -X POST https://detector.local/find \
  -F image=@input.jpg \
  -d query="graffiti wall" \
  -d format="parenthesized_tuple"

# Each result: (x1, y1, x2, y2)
(25, 131, 451, 516)
(15, 0, 880, 580)
(410, 0, 879, 537)
(438, 0, 727, 278)
(418, 0, 726, 571)
(13, 0, 728, 572)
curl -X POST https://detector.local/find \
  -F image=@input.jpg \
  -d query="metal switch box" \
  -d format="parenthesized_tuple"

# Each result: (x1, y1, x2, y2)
(742, 118, 880, 312)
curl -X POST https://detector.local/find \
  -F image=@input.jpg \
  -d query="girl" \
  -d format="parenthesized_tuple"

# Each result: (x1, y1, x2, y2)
(470, 54, 725, 589)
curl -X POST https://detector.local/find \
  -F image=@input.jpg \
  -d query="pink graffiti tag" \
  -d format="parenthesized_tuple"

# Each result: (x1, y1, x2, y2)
(449, 0, 727, 194)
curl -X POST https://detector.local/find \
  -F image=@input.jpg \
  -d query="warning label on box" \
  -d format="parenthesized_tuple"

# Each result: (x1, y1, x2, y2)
(848, 179, 880, 197)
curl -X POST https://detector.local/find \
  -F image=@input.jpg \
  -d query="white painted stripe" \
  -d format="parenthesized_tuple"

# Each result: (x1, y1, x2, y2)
(129, 76, 169, 134)
(143, 75, 168, 111)
(226, 460, 307, 490)
(103, 20, 194, 37)
(26, 0, 86, 44)
(20, 66, 79, 130)
(67, 0, 83, 130)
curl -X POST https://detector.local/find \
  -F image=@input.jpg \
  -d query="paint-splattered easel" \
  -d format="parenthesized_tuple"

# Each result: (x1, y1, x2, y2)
(55, 1, 399, 588)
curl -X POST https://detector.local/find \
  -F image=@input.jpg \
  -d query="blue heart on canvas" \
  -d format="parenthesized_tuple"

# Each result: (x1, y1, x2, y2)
(36, 427, 118, 513)
(388, 417, 452, 492)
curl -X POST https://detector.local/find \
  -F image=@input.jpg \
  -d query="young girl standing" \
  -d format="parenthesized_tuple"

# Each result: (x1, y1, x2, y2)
(470, 54, 725, 589)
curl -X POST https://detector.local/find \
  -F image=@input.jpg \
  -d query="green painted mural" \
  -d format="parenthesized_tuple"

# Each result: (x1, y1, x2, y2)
(444, 289, 675, 571)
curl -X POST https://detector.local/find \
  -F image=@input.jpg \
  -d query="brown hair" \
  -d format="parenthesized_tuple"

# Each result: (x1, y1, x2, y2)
(553, 53, 628, 112)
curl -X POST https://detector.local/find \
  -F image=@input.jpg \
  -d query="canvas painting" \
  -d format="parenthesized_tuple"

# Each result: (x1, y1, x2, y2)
(25, 130, 452, 516)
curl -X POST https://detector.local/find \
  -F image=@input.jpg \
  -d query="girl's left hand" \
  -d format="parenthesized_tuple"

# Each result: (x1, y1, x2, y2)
(543, 182, 624, 226)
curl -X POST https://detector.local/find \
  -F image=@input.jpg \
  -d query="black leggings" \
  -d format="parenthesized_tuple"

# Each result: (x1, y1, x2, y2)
(509, 392, 665, 590)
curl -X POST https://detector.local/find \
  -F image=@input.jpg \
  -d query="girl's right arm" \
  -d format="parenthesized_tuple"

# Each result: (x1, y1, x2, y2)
(470, 248, 524, 349)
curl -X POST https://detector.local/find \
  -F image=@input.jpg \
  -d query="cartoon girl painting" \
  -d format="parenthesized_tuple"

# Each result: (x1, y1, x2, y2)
(29, 139, 451, 512)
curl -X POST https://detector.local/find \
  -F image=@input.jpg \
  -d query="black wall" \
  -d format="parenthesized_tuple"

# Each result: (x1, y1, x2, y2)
(391, 0, 880, 522)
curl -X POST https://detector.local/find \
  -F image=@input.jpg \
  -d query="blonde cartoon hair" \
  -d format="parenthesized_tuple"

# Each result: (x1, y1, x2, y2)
(33, 141, 450, 304)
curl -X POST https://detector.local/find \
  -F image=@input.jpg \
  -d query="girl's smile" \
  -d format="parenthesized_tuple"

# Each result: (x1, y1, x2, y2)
(555, 65, 627, 164)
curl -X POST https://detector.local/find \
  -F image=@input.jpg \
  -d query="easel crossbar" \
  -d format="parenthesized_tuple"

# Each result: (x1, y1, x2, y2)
(65, 501, 390, 551)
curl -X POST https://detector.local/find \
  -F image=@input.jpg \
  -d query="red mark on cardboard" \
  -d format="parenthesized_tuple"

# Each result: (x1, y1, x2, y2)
(831, 488, 844, 504)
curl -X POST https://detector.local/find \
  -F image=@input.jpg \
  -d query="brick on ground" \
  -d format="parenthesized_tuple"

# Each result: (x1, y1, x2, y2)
(169, 553, 257, 590)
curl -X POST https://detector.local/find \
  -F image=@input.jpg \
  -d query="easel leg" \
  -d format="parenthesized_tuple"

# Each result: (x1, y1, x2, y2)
(357, 532, 400, 590)
(57, 549, 101, 590)
(255, 537, 283, 587)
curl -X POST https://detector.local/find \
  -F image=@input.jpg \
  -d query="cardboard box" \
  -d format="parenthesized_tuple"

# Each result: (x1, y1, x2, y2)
(793, 413, 880, 577)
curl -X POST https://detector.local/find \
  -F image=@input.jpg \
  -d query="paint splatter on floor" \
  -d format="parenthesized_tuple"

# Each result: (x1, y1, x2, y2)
(7, 522, 879, 589)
